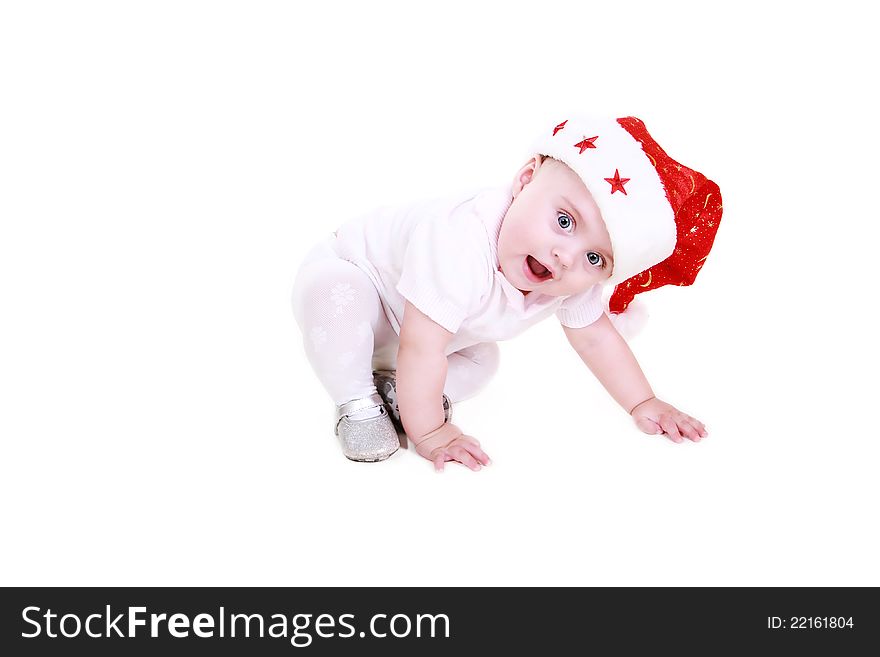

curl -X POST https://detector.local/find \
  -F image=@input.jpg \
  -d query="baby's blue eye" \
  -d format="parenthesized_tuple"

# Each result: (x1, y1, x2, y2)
(557, 213, 573, 231)
(586, 251, 604, 267)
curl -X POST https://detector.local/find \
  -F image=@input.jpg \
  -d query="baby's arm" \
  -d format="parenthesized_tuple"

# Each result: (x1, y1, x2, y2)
(398, 301, 452, 440)
(398, 301, 489, 470)
(562, 314, 707, 442)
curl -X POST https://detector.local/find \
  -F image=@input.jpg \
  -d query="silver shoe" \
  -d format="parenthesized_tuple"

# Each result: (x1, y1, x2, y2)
(373, 370, 452, 433)
(335, 393, 400, 462)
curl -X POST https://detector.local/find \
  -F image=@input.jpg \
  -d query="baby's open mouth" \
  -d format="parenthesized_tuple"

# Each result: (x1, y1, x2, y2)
(526, 255, 552, 281)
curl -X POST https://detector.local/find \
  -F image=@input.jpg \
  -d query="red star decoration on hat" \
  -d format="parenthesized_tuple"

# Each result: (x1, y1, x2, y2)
(553, 120, 568, 136)
(574, 136, 599, 154)
(604, 169, 630, 195)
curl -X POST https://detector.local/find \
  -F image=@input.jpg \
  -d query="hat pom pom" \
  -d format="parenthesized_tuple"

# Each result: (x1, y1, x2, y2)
(608, 297, 648, 339)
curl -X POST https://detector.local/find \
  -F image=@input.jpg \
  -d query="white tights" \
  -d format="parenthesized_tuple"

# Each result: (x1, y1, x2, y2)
(291, 239, 499, 407)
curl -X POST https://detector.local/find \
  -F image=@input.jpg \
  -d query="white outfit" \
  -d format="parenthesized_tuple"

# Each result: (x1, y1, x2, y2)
(291, 187, 603, 406)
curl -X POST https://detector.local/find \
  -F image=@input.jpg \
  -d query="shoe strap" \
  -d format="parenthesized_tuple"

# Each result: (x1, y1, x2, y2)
(335, 393, 386, 432)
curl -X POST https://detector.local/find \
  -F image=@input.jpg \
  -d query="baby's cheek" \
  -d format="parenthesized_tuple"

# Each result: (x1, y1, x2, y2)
(546, 280, 570, 297)
(563, 276, 596, 296)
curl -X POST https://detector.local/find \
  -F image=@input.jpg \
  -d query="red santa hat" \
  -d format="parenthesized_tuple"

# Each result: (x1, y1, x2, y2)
(530, 116, 722, 329)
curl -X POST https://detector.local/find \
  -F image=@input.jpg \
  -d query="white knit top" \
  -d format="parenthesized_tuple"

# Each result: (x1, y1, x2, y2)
(330, 186, 604, 356)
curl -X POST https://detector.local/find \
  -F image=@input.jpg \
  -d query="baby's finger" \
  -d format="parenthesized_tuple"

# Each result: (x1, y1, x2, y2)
(432, 449, 447, 472)
(456, 439, 491, 466)
(454, 436, 491, 465)
(678, 419, 702, 442)
(688, 417, 708, 437)
(659, 414, 683, 443)
(447, 444, 481, 471)
(455, 433, 480, 447)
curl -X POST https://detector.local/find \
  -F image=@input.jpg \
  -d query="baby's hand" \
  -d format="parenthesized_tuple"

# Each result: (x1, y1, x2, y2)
(412, 422, 491, 472)
(629, 397, 707, 443)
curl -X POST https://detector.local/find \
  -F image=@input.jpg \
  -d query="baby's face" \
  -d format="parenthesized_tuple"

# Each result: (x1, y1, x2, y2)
(497, 157, 613, 297)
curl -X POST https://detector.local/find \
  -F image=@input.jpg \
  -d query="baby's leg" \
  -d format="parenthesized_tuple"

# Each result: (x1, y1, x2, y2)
(444, 342, 500, 403)
(291, 249, 385, 407)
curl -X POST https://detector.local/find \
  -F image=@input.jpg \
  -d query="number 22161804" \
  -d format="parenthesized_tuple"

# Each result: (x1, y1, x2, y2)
(767, 617, 854, 629)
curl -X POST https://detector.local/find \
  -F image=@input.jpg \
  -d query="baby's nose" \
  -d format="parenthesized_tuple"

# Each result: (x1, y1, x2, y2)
(553, 248, 572, 269)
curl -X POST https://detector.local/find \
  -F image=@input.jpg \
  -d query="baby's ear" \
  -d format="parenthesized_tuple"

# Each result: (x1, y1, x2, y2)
(511, 156, 541, 196)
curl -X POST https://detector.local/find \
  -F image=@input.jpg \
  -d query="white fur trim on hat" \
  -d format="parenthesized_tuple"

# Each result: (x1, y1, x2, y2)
(529, 117, 676, 286)
(607, 297, 648, 339)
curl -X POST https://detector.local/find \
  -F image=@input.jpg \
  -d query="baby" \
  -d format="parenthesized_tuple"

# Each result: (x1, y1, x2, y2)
(291, 116, 722, 471)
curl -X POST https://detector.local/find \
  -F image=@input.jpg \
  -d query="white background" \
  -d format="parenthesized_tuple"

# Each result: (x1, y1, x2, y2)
(2, 1, 877, 586)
